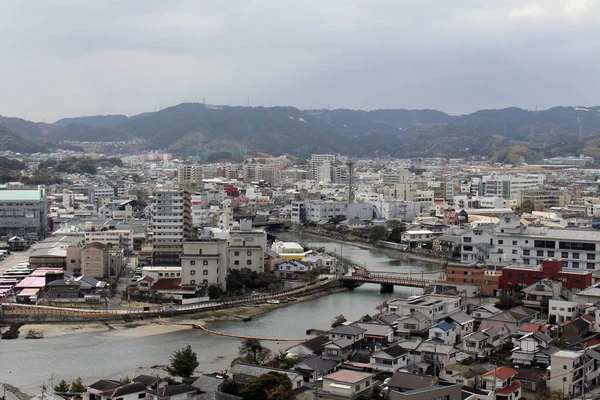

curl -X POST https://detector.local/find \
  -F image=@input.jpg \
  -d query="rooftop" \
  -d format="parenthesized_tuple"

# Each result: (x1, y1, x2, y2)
(324, 370, 373, 384)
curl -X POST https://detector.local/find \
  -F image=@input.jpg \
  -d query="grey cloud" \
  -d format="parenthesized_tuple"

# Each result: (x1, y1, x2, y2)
(0, 0, 599, 121)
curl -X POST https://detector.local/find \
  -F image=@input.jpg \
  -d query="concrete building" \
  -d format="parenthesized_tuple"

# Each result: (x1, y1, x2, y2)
(319, 370, 374, 400)
(84, 229, 135, 253)
(151, 188, 193, 266)
(0, 185, 48, 240)
(548, 350, 589, 396)
(441, 263, 501, 296)
(381, 170, 411, 186)
(180, 239, 227, 290)
(517, 188, 571, 211)
(387, 294, 461, 322)
(480, 174, 545, 199)
(549, 299, 582, 324)
(177, 165, 203, 185)
(460, 214, 600, 270)
(387, 373, 462, 400)
(80, 242, 110, 278)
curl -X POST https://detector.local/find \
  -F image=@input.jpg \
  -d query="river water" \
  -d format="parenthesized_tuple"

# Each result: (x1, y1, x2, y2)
(0, 234, 437, 392)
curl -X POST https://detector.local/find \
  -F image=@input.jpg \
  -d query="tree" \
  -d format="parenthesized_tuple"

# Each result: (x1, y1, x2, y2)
(166, 345, 199, 378)
(360, 314, 373, 322)
(221, 379, 244, 397)
(70, 377, 86, 393)
(331, 314, 347, 328)
(238, 339, 272, 365)
(369, 226, 388, 243)
(387, 226, 405, 243)
(370, 384, 391, 400)
(54, 380, 70, 394)
(270, 350, 304, 369)
(241, 372, 293, 400)
(207, 284, 222, 300)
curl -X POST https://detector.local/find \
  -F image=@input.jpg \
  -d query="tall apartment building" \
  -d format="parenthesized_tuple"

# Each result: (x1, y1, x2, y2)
(152, 188, 193, 266)
(242, 163, 280, 184)
(0, 185, 48, 240)
(177, 165, 203, 185)
(310, 154, 339, 182)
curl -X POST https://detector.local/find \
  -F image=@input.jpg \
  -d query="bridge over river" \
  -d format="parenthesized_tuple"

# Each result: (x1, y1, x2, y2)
(339, 273, 436, 293)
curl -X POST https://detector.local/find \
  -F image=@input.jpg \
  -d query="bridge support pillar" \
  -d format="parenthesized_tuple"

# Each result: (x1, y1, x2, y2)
(380, 283, 394, 294)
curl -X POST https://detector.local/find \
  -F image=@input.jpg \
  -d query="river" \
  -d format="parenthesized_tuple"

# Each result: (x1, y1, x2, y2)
(0, 234, 437, 392)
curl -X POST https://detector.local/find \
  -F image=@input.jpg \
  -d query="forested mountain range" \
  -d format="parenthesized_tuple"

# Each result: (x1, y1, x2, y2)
(2, 103, 600, 161)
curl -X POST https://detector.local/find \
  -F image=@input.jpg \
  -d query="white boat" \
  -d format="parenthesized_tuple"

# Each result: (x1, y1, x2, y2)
(266, 299, 280, 304)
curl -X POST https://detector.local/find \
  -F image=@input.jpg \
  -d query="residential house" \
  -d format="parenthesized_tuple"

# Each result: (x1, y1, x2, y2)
(447, 312, 475, 342)
(295, 355, 338, 382)
(510, 331, 554, 368)
(147, 385, 198, 400)
(351, 322, 394, 347)
(274, 260, 311, 280)
(386, 372, 462, 400)
(549, 299, 582, 324)
(462, 327, 508, 360)
(563, 316, 595, 344)
(387, 294, 461, 322)
(394, 312, 431, 338)
(132, 375, 165, 390)
(428, 322, 457, 345)
(481, 367, 522, 400)
(43, 278, 81, 299)
(478, 306, 539, 335)
(322, 338, 355, 362)
(286, 335, 330, 357)
(87, 382, 148, 400)
(376, 313, 402, 331)
(228, 363, 304, 389)
(317, 370, 374, 400)
(370, 344, 409, 373)
(472, 304, 502, 320)
(520, 279, 562, 310)
(440, 364, 489, 387)
(190, 374, 226, 394)
(327, 325, 366, 345)
(415, 340, 458, 372)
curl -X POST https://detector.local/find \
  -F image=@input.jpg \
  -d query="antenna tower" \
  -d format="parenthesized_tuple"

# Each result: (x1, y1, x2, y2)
(578, 116, 583, 142)
(346, 160, 355, 204)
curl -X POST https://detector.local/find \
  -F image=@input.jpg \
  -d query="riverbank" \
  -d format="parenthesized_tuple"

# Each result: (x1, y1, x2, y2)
(292, 229, 449, 265)
(2, 286, 351, 340)
(164, 286, 350, 325)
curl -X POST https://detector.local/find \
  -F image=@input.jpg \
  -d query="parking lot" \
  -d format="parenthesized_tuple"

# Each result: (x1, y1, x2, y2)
(0, 251, 31, 274)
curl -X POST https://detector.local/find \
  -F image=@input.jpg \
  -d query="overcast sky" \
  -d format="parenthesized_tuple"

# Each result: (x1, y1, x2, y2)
(1, 0, 599, 122)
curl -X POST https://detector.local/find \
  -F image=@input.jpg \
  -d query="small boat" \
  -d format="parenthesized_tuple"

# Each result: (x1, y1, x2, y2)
(266, 300, 280, 304)
(286, 297, 297, 301)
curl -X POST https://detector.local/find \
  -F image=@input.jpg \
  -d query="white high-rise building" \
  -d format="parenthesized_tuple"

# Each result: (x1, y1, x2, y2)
(152, 188, 193, 266)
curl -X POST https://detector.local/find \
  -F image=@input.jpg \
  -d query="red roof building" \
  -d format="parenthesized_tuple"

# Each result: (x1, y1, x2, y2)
(501, 259, 592, 292)
(482, 367, 521, 400)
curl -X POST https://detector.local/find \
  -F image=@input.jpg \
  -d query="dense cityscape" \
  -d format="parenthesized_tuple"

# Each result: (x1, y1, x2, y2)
(4, 1, 600, 400)
(1, 146, 600, 400)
